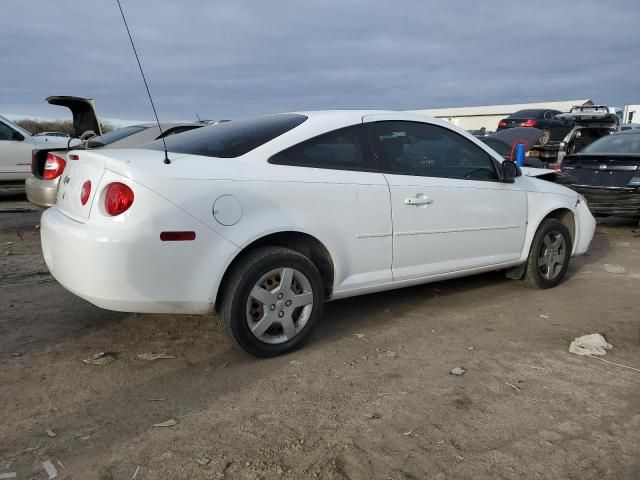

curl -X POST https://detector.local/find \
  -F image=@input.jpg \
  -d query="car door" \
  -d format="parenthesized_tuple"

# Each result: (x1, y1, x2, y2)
(0, 119, 35, 182)
(363, 115, 527, 281)
(266, 123, 393, 293)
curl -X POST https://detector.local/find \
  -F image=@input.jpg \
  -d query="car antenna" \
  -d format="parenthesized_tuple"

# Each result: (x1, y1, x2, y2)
(115, 0, 170, 164)
(195, 113, 202, 122)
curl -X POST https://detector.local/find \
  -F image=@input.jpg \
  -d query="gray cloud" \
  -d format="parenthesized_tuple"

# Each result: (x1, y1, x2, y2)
(2, 0, 638, 123)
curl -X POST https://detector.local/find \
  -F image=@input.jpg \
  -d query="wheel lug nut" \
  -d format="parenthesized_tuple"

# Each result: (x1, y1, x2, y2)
(270, 304, 275, 311)
(285, 300, 292, 307)
(277, 293, 284, 299)
(278, 311, 284, 318)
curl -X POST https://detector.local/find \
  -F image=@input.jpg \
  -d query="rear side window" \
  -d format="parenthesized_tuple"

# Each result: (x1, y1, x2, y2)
(144, 114, 307, 158)
(269, 125, 377, 171)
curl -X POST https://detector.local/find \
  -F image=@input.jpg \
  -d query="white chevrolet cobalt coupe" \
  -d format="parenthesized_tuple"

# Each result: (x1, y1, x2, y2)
(41, 111, 596, 357)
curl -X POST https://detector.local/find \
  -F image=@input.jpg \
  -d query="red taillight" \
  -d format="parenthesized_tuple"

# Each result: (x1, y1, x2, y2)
(553, 163, 562, 171)
(105, 182, 134, 216)
(498, 120, 507, 128)
(43, 153, 66, 180)
(80, 180, 91, 206)
(520, 119, 537, 127)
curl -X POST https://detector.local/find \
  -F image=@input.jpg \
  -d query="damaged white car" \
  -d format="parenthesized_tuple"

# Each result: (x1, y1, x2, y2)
(40, 111, 596, 356)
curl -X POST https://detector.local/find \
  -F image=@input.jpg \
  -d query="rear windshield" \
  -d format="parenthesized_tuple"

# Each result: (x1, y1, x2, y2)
(509, 110, 544, 119)
(143, 114, 308, 158)
(582, 133, 640, 154)
(95, 125, 148, 145)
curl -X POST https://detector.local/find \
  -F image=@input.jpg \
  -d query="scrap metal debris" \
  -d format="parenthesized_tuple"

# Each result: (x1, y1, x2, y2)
(196, 458, 211, 466)
(131, 465, 141, 479)
(46, 429, 57, 438)
(136, 353, 176, 361)
(0, 473, 17, 479)
(505, 382, 521, 392)
(569, 334, 612, 356)
(152, 418, 177, 428)
(450, 367, 466, 376)
(603, 264, 626, 274)
(42, 459, 58, 479)
(82, 352, 117, 366)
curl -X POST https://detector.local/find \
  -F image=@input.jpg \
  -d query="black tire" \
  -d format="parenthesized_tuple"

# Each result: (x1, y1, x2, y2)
(523, 219, 572, 289)
(217, 246, 324, 357)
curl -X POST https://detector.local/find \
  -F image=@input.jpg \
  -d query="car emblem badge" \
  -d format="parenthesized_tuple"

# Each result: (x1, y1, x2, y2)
(599, 164, 607, 170)
(63, 175, 71, 184)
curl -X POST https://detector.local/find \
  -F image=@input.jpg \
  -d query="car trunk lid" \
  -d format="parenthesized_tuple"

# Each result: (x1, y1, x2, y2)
(55, 149, 187, 222)
(562, 154, 640, 188)
(55, 151, 107, 221)
(46, 96, 102, 137)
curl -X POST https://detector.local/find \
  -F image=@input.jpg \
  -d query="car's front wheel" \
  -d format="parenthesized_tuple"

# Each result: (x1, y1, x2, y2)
(523, 218, 572, 289)
(218, 246, 324, 357)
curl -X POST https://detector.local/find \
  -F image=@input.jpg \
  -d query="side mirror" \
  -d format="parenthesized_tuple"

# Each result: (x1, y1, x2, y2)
(11, 131, 25, 141)
(501, 160, 519, 183)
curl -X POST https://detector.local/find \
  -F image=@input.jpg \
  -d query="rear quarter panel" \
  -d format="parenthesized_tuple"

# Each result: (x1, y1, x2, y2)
(147, 163, 394, 295)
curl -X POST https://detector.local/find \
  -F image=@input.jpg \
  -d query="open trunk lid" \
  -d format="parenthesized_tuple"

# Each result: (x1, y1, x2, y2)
(562, 154, 640, 188)
(46, 96, 102, 137)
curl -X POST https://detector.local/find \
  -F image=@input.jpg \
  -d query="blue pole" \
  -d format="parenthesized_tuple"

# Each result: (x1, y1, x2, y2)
(515, 143, 525, 166)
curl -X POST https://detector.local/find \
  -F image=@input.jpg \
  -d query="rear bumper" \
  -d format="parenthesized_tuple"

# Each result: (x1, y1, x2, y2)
(572, 185, 640, 218)
(41, 204, 239, 315)
(26, 175, 59, 207)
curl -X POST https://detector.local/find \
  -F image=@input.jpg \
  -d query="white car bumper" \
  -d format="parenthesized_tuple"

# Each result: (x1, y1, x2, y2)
(41, 206, 239, 314)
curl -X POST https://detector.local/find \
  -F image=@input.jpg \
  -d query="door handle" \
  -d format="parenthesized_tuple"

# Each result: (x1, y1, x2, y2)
(404, 196, 433, 206)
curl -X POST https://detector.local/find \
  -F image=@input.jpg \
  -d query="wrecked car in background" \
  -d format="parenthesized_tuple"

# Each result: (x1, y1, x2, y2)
(0, 112, 77, 187)
(478, 127, 548, 168)
(561, 129, 640, 219)
(25, 96, 205, 207)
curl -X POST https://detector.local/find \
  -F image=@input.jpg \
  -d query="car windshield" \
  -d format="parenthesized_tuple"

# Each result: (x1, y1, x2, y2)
(143, 114, 308, 158)
(581, 133, 640, 154)
(94, 125, 148, 145)
(510, 110, 543, 119)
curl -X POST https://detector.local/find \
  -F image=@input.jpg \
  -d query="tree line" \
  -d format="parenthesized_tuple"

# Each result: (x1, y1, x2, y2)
(16, 118, 114, 135)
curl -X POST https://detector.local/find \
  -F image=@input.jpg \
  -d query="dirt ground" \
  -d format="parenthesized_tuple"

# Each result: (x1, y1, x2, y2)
(1, 194, 639, 480)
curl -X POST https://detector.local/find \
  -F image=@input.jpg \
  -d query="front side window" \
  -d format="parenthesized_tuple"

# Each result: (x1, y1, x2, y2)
(0, 121, 15, 141)
(269, 124, 376, 171)
(366, 121, 498, 181)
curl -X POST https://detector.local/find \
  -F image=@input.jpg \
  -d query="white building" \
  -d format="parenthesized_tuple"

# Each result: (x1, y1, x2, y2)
(410, 99, 594, 131)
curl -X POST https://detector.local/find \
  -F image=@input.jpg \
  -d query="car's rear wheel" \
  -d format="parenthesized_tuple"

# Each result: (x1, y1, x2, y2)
(218, 246, 324, 357)
(523, 219, 572, 289)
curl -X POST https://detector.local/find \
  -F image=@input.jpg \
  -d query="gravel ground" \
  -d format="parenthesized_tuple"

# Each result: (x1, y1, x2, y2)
(1, 195, 639, 480)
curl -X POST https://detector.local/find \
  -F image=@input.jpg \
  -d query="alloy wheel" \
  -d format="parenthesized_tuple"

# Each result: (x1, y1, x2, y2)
(538, 231, 567, 280)
(246, 267, 314, 344)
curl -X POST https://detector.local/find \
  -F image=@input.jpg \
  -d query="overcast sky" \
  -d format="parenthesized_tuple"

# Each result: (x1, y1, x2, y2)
(2, 1, 638, 125)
